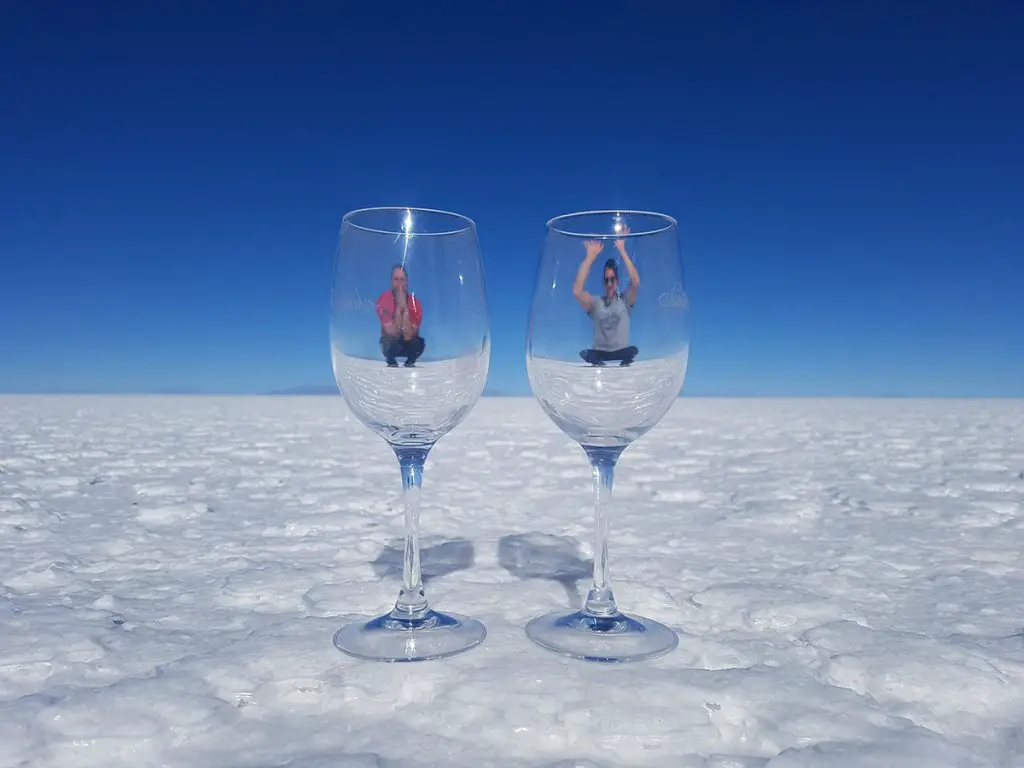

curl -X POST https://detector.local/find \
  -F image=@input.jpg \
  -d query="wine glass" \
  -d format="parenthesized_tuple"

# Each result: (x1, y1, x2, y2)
(329, 206, 490, 662)
(525, 209, 690, 662)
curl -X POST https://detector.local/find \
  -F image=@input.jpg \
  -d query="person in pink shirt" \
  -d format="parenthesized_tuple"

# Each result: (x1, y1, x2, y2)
(376, 264, 425, 367)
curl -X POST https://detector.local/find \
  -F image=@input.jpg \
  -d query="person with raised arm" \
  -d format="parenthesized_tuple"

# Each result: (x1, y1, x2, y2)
(572, 226, 640, 366)
(376, 264, 426, 367)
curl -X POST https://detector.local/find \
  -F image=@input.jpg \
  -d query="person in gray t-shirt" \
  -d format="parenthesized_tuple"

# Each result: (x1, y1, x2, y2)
(572, 228, 641, 366)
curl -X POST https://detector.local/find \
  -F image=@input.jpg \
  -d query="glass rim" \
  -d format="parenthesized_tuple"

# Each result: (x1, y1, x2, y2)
(342, 206, 476, 237)
(547, 209, 677, 238)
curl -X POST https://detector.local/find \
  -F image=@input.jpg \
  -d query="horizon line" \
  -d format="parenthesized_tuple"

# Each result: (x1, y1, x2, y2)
(0, 391, 1021, 400)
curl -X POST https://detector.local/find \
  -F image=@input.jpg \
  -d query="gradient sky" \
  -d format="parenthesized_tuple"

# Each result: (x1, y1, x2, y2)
(2, 1, 1021, 396)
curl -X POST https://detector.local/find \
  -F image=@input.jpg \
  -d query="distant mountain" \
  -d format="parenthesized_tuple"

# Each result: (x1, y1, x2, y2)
(267, 385, 339, 396)
(482, 388, 521, 397)
(267, 384, 520, 397)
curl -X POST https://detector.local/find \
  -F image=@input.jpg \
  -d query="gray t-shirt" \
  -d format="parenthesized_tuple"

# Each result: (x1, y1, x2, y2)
(588, 293, 632, 351)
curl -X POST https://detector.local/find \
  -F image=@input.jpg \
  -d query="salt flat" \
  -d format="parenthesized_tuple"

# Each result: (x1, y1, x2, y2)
(1, 395, 1023, 767)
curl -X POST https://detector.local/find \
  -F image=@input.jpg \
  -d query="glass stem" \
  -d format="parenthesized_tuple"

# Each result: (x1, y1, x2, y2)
(582, 445, 624, 617)
(391, 446, 431, 620)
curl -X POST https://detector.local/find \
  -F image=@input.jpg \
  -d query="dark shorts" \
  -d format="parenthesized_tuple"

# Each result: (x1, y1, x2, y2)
(381, 335, 426, 366)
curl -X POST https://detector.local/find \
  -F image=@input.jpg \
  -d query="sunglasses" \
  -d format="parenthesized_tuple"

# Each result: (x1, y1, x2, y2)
(604, 276, 617, 284)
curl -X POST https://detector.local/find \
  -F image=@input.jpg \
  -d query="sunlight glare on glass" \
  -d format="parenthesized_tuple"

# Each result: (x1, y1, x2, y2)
(395, 207, 414, 268)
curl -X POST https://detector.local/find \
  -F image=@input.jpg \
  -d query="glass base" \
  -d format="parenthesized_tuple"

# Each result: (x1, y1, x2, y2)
(333, 608, 486, 662)
(525, 609, 678, 663)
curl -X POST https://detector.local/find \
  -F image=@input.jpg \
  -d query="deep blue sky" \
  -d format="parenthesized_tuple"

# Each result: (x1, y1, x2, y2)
(2, 1, 1021, 396)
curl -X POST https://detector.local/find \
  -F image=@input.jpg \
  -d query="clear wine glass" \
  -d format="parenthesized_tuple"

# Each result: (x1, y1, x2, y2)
(525, 209, 690, 662)
(329, 206, 490, 662)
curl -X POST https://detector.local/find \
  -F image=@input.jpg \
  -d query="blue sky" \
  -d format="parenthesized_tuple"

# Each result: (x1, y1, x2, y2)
(1, 1, 1021, 396)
